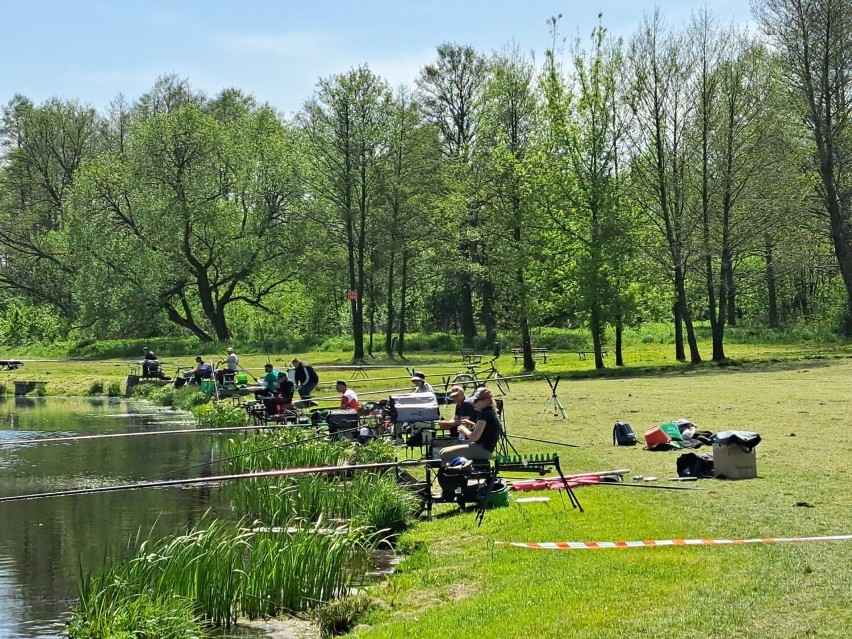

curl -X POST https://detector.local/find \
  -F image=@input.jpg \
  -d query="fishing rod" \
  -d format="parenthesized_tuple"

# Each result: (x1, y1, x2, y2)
(573, 479, 702, 491)
(0, 424, 294, 447)
(156, 426, 363, 478)
(307, 386, 413, 403)
(509, 435, 581, 449)
(0, 459, 425, 503)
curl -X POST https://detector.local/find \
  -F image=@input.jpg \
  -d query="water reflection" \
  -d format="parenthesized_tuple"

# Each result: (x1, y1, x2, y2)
(0, 397, 233, 638)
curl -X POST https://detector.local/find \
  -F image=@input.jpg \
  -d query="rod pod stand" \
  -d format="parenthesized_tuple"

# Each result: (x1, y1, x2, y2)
(540, 374, 568, 419)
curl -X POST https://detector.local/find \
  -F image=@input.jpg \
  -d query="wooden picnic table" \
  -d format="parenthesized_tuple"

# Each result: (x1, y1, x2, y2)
(511, 348, 548, 364)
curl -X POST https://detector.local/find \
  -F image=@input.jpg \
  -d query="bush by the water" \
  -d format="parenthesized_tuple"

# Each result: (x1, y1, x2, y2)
(192, 401, 248, 427)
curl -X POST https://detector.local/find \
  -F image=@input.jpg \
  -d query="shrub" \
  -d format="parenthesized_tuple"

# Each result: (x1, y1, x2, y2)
(86, 380, 104, 396)
(192, 402, 248, 427)
(315, 594, 373, 638)
(106, 381, 123, 397)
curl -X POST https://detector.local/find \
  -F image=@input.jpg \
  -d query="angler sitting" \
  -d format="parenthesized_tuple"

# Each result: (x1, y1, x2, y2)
(141, 347, 160, 378)
(190, 357, 213, 384)
(263, 372, 298, 419)
(435, 385, 478, 438)
(255, 363, 279, 399)
(439, 388, 500, 465)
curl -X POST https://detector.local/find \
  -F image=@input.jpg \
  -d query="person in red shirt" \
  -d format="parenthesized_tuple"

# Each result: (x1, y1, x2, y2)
(336, 380, 360, 411)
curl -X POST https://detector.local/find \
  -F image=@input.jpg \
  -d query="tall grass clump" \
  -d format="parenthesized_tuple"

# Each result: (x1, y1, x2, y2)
(221, 427, 352, 474)
(314, 594, 374, 638)
(67, 586, 203, 639)
(70, 517, 371, 628)
(106, 380, 123, 397)
(192, 401, 248, 427)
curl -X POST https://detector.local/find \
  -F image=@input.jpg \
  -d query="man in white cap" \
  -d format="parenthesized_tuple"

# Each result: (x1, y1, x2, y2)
(436, 385, 477, 438)
(215, 347, 239, 384)
(410, 371, 435, 394)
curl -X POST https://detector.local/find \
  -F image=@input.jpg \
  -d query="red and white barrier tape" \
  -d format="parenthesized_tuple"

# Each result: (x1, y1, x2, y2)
(494, 534, 852, 550)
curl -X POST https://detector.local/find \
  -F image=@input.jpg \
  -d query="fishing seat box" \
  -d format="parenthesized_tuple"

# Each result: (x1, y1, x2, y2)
(713, 442, 757, 479)
(389, 393, 440, 423)
(327, 409, 360, 440)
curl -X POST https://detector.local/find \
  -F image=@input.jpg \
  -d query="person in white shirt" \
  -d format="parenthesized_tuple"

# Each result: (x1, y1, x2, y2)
(410, 371, 435, 394)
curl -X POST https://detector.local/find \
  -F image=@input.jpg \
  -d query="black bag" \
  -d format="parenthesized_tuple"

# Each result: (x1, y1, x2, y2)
(613, 421, 638, 446)
(676, 452, 714, 478)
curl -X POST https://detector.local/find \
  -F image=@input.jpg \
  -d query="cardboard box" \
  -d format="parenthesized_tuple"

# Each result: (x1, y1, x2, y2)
(713, 442, 757, 479)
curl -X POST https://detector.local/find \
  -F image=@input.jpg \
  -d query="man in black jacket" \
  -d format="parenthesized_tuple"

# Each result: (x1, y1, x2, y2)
(291, 358, 319, 399)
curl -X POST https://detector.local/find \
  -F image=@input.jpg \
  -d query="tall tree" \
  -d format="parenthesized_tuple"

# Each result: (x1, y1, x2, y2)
(628, 11, 702, 363)
(70, 102, 303, 340)
(299, 66, 393, 360)
(481, 44, 539, 370)
(0, 96, 101, 317)
(754, 0, 852, 333)
(540, 17, 632, 369)
(417, 43, 490, 347)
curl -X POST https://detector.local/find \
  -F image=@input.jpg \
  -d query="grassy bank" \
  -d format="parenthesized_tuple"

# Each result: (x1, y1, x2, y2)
(3, 333, 852, 398)
(353, 360, 852, 639)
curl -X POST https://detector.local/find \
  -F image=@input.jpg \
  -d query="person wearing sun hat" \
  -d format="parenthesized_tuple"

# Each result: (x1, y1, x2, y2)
(438, 386, 501, 464)
(410, 370, 435, 394)
(436, 385, 477, 438)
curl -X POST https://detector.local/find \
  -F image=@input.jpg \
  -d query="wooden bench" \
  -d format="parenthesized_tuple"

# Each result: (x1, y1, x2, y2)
(511, 347, 549, 364)
(460, 349, 483, 365)
(577, 350, 607, 360)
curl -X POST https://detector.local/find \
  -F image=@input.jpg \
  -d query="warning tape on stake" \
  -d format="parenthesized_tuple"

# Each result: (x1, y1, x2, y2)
(494, 534, 852, 550)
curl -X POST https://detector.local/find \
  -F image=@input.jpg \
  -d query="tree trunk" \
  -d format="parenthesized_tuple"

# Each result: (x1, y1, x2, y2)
(397, 252, 409, 357)
(385, 251, 396, 356)
(480, 277, 497, 347)
(460, 274, 476, 347)
(615, 314, 624, 366)
(590, 304, 605, 370)
(765, 233, 779, 329)
(673, 301, 685, 362)
(725, 268, 737, 327)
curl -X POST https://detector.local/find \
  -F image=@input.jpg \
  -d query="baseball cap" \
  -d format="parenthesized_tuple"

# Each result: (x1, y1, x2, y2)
(475, 387, 493, 402)
(449, 385, 464, 397)
(411, 371, 426, 382)
(226, 347, 234, 353)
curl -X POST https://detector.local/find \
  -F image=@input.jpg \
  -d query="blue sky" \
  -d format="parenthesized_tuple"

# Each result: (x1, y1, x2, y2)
(1, 1, 753, 118)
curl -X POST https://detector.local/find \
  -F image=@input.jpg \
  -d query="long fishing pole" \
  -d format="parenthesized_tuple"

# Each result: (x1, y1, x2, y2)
(156, 426, 363, 478)
(510, 435, 581, 449)
(0, 459, 425, 503)
(0, 424, 295, 447)
(573, 479, 702, 491)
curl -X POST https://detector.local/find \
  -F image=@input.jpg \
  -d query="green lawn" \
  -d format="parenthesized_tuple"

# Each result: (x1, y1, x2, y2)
(352, 359, 852, 639)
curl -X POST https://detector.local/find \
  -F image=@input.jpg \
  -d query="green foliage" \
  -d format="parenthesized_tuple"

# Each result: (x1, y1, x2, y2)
(0, 303, 64, 346)
(67, 590, 202, 639)
(191, 401, 248, 427)
(0, 382, 6, 395)
(70, 517, 370, 628)
(106, 381, 123, 397)
(85, 380, 104, 396)
(315, 594, 374, 638)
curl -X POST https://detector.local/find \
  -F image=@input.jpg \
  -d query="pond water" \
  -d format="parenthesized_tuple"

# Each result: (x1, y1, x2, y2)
(0, 395, 243, 638)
